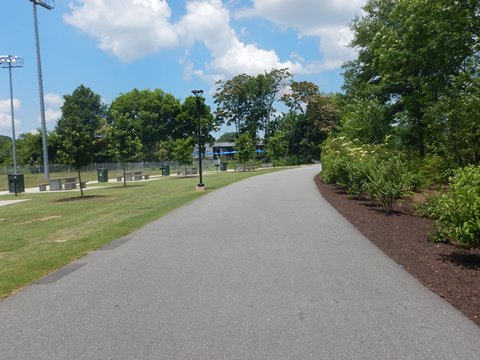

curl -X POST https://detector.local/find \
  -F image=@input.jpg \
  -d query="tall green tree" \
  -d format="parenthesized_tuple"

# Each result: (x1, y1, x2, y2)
(280, 81, 340, 162)
(214, 69, 292, 140)
(339, 98, 390, 144)
(109, 112, 143, 187)
(171, 138, 194, 177)
(109, 89, 181, 161)
(0, 135, 12, 166)
(56, 85, 105, 197)
(216, 132, 236, 143)
(235, 133, 257, 169)
(176, 95, 218, 147)
(344, 0, 480, 158)
(265, 131, 287, 166)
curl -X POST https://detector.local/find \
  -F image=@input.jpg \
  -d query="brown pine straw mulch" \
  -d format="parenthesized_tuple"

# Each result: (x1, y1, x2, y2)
(314, 175, 480, 326)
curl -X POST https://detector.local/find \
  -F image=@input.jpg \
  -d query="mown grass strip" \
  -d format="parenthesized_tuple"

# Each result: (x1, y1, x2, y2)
(0, 169, 290, 298)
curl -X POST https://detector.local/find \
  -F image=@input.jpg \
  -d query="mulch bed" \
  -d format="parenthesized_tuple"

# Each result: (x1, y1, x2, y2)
(314, 175, 480, 326)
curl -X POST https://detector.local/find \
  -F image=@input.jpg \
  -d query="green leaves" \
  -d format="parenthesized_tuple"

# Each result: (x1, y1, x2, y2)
(423, 165, 480, 248)
(109, 111, 143, 164)
(344, 0, 479, 158)
(109, 88, 182, 161)
(235, 133, 257, 165)
(214, 68, 292, 140)
(321, 137, 408, 214)
(56, 86, 105, 171)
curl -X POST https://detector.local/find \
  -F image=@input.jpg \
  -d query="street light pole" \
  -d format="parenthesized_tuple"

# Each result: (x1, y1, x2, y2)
(30, 0, 55, 179)
(191, 89, 204, 189)
(0, 55, 24, 172)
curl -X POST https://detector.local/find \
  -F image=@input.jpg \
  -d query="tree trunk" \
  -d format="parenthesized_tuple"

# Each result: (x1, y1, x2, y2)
(122, 162, 126, 187)
(77, 168, 84, 198)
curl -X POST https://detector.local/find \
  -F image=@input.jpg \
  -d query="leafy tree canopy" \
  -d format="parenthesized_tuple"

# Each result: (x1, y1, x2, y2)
(56, 85, 105, 196)
(109, 88, 182, 161)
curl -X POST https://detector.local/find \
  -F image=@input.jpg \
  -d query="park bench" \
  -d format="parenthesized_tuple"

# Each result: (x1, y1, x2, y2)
(234, 164, 257, 171)
(177, 168, 198, 176)
(39, 177, 86, 191)
(116, 171, 149, 181)
(63, 181, 87, 190)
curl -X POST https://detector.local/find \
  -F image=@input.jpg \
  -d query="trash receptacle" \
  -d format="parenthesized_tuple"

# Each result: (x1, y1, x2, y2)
(8, 173, 25, 195)
(220, 162, 228, 171)
(162, 165, 170, 176)
(97, 168, 109, 182)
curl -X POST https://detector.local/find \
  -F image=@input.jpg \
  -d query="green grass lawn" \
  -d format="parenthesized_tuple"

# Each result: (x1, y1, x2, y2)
(0, 169, 290, 298)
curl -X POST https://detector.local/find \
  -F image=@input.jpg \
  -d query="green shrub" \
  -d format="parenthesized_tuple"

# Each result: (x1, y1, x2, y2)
(321, 136, 409, 213)
(422, 165, 480, 248)
(321, 137, 371, 189)
(421, 155, 457, 185)
(346, 158, 372, 198)
(365, 156, 408, 214)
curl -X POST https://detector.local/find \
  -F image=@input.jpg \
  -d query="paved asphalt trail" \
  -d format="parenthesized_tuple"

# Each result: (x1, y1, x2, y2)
(1, 165, 479, 359)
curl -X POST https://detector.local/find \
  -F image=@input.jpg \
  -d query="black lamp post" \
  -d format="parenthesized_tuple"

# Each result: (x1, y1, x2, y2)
(192, 90, 204, 188)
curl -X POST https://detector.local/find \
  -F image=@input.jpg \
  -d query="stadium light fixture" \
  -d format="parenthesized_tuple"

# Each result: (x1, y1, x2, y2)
(29, 0, 55, 179)
(0, 55, 24, 172)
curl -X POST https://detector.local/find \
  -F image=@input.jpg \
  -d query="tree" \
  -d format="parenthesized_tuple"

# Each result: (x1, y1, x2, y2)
(109, 88, 181, 161)
(235, 133, 257, 169)
(344, 0, 480, 158)
(56, 85, 105, 197)
(0, 135, 12, 166)
(109, 112, 143, 187)
(216, 132, 236, 143)
(214, 73, 253, 135)
(214, 69, 292, 141)
(280, 88, 341, 162)
(171, 138, 194, 176)
(16, 132, 42, 166)
(177, 95, 219, 148)
(265, 131, 287, 166)
(254, 68, 292, 142)
(281, 81, 319, 116)
(339, 98, 390, 145)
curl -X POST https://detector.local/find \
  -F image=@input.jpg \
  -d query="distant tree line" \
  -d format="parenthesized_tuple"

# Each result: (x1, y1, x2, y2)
(1, 70, 342, 168)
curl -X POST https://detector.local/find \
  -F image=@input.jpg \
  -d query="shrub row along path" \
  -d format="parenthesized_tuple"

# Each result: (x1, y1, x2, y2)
(1, 165, 479, 359)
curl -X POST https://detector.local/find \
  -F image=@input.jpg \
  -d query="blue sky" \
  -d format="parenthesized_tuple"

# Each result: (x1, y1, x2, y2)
(0, 0, 365, 138)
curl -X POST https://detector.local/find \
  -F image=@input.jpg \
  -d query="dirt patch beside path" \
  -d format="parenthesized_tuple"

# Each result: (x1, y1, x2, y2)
(315, 175, 480, 326)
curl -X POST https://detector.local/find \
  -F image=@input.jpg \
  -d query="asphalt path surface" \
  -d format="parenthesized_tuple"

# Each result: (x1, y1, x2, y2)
(1, 165, 479, 359)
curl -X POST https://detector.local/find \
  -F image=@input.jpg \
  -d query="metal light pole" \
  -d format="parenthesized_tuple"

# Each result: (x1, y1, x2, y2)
(192, 90, 204, 189)
(0, 55, 24, 172)
(30, 0, 54, 179)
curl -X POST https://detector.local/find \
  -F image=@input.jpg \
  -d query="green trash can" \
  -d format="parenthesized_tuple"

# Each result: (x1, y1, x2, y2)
(162, 165, 170, 176)
(97, 168, 109, 182)
(220, 162, 228, 171)
(8, 174, 25, 195)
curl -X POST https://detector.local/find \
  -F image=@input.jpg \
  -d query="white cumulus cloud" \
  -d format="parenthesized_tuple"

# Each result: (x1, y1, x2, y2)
(41, 93, 63, 125)
(64, 0, 178, 62)
(177, 0, 302, 78)
(44, 92, 64, 108)
(239, 0, 365, 68)
(0, 98, 21, 133)
(63, 0, 364, 84)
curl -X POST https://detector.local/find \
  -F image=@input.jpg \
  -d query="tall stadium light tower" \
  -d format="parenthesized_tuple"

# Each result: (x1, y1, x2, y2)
(30, 0, 55, 179)
(0, 55, 24, 172)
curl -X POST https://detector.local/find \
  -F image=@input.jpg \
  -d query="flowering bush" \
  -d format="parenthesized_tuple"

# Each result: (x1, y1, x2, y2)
(321, 137, 408, 213)
(422, 165, 480, 248)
